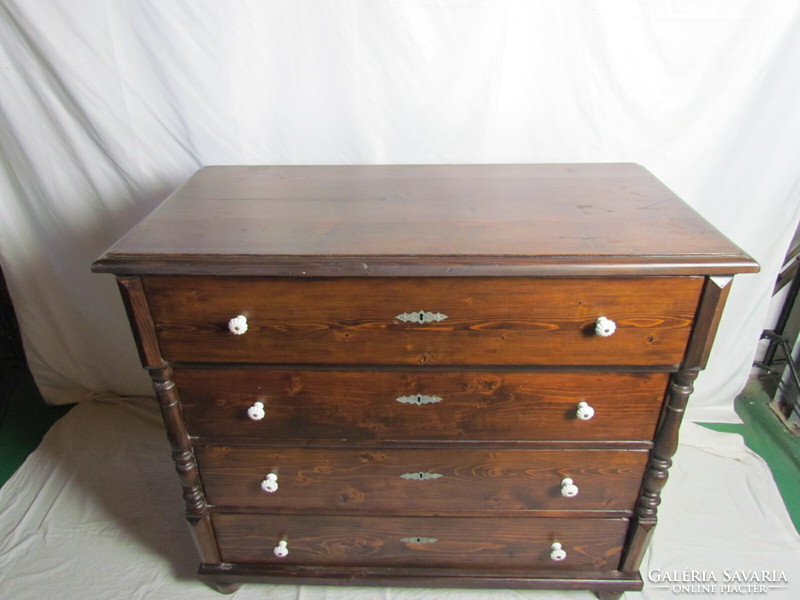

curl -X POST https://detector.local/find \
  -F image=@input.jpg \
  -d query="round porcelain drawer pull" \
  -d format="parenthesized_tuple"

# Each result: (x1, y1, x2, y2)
(273, 540, 289, 558)
(560, 477, 579, 498)
(247, 401, 266, 421)
(228, 314, 248, 335)
(575, 401, 595, 421)
(594, 316, 616, 337)
(550, 542, 567, 561)
(261, 473, 279, 493)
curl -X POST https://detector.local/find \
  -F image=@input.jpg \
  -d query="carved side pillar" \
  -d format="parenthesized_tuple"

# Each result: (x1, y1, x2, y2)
(621, 369, 697, 572)
(149, 365, 220, 563)
(117, 276, 220, 564)
(621, 275, 734, 573)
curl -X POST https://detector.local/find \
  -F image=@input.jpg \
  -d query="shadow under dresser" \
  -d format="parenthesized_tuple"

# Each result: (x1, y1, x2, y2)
(92, 163, 758, 599)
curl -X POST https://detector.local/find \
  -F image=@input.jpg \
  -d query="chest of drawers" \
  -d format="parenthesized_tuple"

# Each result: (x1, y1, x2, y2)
(92, 164, 757, 598)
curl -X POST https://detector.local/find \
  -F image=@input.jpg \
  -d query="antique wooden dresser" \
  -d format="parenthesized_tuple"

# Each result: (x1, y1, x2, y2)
(92, 164, 758, 598)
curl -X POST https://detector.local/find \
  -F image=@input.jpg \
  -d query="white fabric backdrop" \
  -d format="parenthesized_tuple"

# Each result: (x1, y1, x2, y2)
(1, 1, 799, 421)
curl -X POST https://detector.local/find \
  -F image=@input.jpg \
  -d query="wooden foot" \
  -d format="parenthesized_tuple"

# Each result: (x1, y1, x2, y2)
(212, 581, 241, 594)
(596, 592, 623, 600)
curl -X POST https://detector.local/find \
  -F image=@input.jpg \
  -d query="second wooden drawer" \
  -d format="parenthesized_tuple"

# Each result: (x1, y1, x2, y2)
(176, 369, 668, 443)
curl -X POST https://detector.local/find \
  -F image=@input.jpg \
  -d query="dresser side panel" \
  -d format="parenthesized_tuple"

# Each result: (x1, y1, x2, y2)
(682, 276, 733, 370)
(116, 276, 164, 368)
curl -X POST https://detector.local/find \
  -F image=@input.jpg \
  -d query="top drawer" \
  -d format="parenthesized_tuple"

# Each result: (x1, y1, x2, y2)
(143, 276, 702, 366)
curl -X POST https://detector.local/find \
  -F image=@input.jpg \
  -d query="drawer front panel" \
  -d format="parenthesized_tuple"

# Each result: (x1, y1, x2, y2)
(144, 276, 702, 366)
(176, 369, 668, 443)
(196, 447, 648, 512)
(212, 513, 629, 570)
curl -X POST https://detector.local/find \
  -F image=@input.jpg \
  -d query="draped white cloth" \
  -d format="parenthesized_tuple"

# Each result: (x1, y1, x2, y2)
(1, 3, 800, 599)
(1, 1, 799, 419)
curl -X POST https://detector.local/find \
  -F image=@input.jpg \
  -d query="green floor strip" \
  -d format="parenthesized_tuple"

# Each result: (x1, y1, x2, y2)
(0, 367, 72, 488)
(699, 378, 800, 534)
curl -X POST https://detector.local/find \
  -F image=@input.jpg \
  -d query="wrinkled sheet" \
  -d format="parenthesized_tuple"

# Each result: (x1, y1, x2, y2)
(0, 398, 798, 599)
(1, 3, 800, 598)
(1, 1, 800, 422)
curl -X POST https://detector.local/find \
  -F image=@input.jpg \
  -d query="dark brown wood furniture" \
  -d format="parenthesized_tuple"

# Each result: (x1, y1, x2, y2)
(92, 164, 758, 598)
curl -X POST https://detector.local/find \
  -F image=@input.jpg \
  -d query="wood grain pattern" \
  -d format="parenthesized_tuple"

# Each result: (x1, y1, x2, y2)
(144, 276, 703, 366)
(212, 513, 629, 570)
(196, 446, 648, 514)
(175, 369, 668, 444)
(91, 164, 758, 277)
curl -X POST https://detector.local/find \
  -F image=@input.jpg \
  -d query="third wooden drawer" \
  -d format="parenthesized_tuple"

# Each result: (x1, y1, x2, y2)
(195, 446, 649, 513)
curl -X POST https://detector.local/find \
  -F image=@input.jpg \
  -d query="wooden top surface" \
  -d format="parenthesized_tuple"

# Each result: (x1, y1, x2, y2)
(93, 163, 758, 276)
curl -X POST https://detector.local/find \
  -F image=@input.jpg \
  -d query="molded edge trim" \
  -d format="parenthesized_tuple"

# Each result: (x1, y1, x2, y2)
(92, 253, 759, 277)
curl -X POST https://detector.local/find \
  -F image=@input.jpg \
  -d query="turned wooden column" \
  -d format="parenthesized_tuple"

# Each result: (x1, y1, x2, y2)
(116, 276, 221, 565)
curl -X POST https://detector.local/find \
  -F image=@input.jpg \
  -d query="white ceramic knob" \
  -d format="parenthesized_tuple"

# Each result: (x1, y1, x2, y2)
(273, 539, 289, 558)
(576, 401, 595, 421)
(261, 473, 279, 493)
(595, 316, 616, 337)
(247, 401, 266, 421)
(560, 477, 579, 498)
(228, 314, 248, 335)
(550, 542, 567, 561)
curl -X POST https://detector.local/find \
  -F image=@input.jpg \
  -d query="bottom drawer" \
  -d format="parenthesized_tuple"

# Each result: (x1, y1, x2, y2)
(213, 514, 628, 570)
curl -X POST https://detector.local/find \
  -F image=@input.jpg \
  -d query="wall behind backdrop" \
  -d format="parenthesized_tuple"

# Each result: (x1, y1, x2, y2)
(1, 0, 799, 422)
